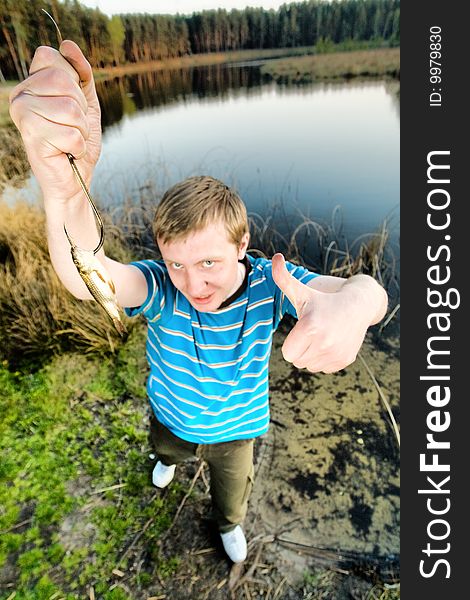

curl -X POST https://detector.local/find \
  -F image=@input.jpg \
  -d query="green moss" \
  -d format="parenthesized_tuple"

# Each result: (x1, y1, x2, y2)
(158, 555, 181, 579)
(102, 588, 132, 600)
(46, 543, 66, 565)
(0, 332, 185, 596)
(135, 572, 152, 586)
(61, 547, 88, 574)
(2, 533, 22, 554)
(17, 547, 46, 577)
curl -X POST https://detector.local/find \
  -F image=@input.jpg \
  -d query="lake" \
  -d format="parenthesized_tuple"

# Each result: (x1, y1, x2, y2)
(7, 61, 399, 249)
(91, 62, 399, 248)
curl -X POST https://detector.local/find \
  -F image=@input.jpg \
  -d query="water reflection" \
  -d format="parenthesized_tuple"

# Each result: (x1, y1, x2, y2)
(6, 62, 399, 261)
(97, 63, 400, 130)
(97, 64, 267, 129)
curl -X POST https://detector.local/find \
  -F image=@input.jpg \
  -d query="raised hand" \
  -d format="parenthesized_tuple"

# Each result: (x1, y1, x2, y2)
(9, 41, 101, 204)
(272, 253, 385, 373)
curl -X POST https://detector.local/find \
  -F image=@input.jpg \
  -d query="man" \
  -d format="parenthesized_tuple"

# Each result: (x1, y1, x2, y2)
(9, 41, 387, 563)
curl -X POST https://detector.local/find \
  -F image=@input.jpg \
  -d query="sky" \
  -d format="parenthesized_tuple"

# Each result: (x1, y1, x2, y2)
(80, 0, 288, 16)
(79, 1, 289, 17)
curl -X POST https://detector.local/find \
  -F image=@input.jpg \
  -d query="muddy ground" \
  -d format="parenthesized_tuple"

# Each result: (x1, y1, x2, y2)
(154, 324, 400, 600)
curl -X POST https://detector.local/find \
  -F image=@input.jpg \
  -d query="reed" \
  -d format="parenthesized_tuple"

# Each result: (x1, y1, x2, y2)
(0, 85, 31, 191)
(0, 201, 135, 363)
(249, 206, 399, 294)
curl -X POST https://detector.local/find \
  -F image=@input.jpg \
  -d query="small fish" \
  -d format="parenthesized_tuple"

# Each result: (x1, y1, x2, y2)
(64, 227, 127, 337)
(63, 155, 126, 335)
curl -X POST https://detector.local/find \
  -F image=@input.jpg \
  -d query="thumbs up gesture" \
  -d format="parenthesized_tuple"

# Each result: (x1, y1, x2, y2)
(272, 253, 387, 373)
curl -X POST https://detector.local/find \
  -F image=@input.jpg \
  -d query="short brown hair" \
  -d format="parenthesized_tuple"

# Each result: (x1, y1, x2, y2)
(153, 176, 249, 245)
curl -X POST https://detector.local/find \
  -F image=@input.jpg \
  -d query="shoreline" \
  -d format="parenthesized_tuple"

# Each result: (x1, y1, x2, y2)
(1, 47, 399, 128)
(89, 46, 316, 81)
(0, 46, 399, 90)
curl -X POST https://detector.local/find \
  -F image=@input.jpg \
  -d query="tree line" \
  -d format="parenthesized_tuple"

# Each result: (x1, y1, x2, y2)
(0, 0, 400, 81)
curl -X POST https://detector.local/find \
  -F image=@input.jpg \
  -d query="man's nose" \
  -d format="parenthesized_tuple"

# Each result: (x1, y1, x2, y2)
(185, 271, 208, 296)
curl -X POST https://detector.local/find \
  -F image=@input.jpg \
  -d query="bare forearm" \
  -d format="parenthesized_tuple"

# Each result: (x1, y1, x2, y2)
(45, 193, 148, 307)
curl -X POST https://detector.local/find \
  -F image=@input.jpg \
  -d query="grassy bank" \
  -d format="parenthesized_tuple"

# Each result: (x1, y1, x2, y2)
(261, 47, 400, 83)
(0, 45, 396, 85)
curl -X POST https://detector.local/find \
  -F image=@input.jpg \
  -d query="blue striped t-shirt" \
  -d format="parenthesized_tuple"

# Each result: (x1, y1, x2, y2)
(125, 254, 318, 443)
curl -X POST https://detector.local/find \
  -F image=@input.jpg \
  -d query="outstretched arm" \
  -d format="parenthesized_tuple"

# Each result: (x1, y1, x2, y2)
(272, 254, 388, 373)
(9, 41, 147, 308)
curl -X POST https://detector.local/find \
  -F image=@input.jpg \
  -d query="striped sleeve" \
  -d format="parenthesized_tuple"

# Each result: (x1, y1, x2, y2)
(263, 259, 319, 323)
(281, 261, 319, 318)
(124, 260, 167, 321)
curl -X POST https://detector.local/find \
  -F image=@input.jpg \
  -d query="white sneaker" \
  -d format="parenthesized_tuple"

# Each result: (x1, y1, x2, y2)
(220, 525, 247, 563)
(152, 461, 176, 488)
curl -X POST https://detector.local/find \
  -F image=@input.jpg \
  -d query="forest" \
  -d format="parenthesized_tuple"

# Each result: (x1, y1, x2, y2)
(0, 0, 400, 80)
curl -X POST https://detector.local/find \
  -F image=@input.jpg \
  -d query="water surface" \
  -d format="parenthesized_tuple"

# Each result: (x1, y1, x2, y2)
(6, 62, 399, 248)
(92, 64, 399, 244)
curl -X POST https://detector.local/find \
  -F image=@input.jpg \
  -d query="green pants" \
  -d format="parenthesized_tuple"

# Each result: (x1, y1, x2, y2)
(149, 415, 254, 533)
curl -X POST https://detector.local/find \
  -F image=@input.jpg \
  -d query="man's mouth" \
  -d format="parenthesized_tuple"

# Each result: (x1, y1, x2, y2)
(191, 292, 215, 305)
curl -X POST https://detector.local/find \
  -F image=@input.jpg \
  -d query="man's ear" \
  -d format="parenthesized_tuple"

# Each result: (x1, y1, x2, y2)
(238, 232, 250, 259)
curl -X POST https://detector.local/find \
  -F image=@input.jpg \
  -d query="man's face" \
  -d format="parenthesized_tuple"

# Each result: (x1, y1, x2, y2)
(158, 222, 249, 312)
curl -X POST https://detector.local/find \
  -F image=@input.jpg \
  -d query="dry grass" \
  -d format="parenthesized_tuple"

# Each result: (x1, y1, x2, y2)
(0, 125, 29, 193)
(0, 201, 137, 363)
(0, 83, 30, 191)
(0, 85, 36, 192)
(261, 48, 400, 83)
(249, 207, 399, 294)
(0, 83, 15, 126)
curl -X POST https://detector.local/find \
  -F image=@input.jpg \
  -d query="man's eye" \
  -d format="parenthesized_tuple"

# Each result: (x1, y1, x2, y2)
(172, 263, 183, 270)
(203, 260, 214, 268)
